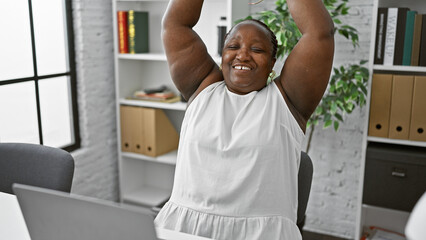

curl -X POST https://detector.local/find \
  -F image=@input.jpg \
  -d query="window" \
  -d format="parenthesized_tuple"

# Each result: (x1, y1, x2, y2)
(0, 0, 80, 151)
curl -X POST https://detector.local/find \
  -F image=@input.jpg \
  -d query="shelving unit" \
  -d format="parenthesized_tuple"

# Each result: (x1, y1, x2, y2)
(112, 0, 249, 209)
(356, 0, 426, 238)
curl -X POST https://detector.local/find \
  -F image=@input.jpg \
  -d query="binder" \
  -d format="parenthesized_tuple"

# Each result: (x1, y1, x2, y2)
(142, 108, 179, 157)
(409, 76, 426, 141)
(368, 74, 393, 137)
(120, 105, 133, 152)
(131, 107, 145, 154)
(388, 75, 414, 139)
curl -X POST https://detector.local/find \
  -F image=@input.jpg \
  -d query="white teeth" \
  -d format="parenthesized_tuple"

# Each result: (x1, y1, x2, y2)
(234, 66, 251, 70)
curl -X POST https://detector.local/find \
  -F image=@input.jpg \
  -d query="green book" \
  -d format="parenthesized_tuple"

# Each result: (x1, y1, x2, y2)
(402, 11, 417, 65)
(128, 11, 149, 53)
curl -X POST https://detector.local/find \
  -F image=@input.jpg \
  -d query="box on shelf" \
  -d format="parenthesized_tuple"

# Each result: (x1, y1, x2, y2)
(388, 75, 414, 140)
(363, 143, 426, 212)
(368, 74, 393, 138)
(120, 105, 179, 157)
(409, 76, 426, 141)
(368, 74, 426, 142)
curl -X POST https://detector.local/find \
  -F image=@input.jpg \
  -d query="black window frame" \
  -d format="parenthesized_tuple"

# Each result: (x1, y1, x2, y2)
(0, 0, 80, 152)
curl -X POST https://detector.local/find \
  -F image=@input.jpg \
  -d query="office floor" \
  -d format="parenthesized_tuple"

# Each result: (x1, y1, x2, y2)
(302, 230, 347, 240)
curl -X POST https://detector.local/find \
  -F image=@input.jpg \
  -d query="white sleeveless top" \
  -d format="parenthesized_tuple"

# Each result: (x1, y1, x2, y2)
(155, 81, 305, 240)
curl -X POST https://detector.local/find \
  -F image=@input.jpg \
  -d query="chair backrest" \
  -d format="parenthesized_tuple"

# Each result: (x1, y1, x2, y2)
(0, 143, 75, 194)
(297, 151, 314, 230)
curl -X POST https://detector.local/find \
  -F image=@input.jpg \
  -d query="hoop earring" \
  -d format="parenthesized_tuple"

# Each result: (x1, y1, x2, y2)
(267, 70, 276, 84)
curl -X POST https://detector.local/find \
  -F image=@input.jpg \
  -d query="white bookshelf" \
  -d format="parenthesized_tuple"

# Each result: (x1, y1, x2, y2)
(356, 0, 426, 238)
(373, 65, 426, 72)
(121, 150, 178, 166)
(367, 136, 426, 147)
(361, 204, 411, 235)
(112, 0, 250, 208)
(118, 53, 167, 61)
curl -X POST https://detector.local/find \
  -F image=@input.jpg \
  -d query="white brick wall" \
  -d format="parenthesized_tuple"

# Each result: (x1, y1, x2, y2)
(68, 0, 375, 238)
(70, 0, 119, 201)
(250, 0, 374, 238)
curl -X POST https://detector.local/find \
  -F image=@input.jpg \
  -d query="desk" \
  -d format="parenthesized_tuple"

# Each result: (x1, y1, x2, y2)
(0, 192, 209, 240)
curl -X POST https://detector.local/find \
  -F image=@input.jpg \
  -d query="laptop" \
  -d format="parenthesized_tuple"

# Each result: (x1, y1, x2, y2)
(13, 183, 159, 240)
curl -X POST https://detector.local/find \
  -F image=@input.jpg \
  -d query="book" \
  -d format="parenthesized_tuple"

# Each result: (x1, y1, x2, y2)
(374, 8, 388, 64)
(393, 8, 409, 65)
(133, 90, 176, 100)
(383, 8, 398, 66)
(117, 11, 129, 54)
(411, 14, 423, 66)
(128, 11, 149, 54)
(419, 14, 426, 66)
(402, 11, 416, 66)
(361, 226, 406, 240)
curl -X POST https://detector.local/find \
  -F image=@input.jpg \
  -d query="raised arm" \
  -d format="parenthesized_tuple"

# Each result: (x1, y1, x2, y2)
(162, 0, 222, 102)
(276, 0, 335, 128)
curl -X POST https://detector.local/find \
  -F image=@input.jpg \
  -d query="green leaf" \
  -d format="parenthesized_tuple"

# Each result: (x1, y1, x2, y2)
(334, 113, 343, 121)
(360, 84, 368, 95)
(347, 102, 354, 112)
(324, 120, 333, 128)
(333, 18, 342, 24)
(330, 102, 338, 115)
(360, 93, 365, 105)
(344, 95, 350, 102)
(276, 31, 284, 45)
(324, 113, 331, 122)
(333, 121, 340, 131)
(339, 29, 349, 39)
(306, 120, 312, 129)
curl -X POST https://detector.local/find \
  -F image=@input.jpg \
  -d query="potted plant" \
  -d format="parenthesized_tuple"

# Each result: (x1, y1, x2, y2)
(239, 0, 370, 153)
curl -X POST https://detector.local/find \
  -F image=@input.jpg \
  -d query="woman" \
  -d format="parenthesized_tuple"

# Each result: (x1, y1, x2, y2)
(154, 0, 334, 239)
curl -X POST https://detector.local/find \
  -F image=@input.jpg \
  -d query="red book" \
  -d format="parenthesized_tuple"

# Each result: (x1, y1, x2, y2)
(117, 11, 128, 53)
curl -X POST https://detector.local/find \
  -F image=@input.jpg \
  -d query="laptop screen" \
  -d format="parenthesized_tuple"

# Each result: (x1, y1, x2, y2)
(13, 184, 158, 240)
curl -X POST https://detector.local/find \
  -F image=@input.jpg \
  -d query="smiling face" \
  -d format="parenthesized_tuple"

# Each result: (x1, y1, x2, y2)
(221, 21, 276, 94)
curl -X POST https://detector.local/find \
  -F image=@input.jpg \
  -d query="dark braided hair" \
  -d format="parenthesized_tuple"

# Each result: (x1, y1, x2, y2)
(224, 19, 278, 59)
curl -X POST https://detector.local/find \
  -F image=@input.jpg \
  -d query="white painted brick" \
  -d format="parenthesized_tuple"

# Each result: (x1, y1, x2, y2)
(70, 0, 119, 201)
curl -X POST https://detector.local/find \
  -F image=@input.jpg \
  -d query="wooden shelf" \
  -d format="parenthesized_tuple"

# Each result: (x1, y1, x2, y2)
(120, 98, 187, 111)
(367, 136, 426, 147)
(122, 185, 170, 207)
(121, 150, 177, 165)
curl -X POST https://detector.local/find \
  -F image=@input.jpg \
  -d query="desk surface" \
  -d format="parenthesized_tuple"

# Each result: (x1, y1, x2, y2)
(0, 192, 209, 240)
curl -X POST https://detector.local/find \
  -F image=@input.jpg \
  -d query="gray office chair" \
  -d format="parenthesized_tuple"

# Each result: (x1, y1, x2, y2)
(297, 151, 314, 232)
(0, 143, 75, 194)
